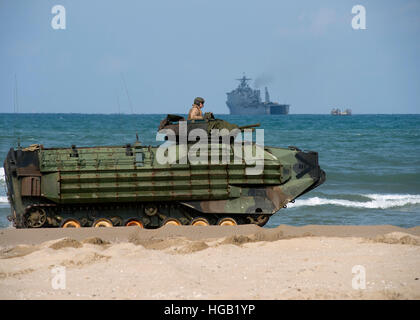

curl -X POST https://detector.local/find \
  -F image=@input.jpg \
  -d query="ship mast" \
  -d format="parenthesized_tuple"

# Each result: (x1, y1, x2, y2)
(236, 74, 251, 88)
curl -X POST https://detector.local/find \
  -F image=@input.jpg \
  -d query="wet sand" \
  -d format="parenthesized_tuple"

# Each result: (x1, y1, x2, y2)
(1, 225, 419, 300)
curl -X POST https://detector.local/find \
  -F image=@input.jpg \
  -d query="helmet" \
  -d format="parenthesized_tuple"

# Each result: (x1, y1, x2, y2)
(194, 97, 205, 105)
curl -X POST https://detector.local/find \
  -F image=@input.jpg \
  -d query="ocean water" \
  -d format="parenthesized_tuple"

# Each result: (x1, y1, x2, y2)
(0, 113, 419, 228)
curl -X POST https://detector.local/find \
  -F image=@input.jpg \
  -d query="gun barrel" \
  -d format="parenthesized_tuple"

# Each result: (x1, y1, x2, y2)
(238, 123, 260, 130)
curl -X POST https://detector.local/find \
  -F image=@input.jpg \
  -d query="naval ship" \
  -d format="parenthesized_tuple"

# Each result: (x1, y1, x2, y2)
(226, 75, 290, 115)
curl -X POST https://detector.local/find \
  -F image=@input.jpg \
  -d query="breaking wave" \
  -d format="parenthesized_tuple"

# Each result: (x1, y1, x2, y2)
(0, 168, 8, 205)
(288, 194, 420, 209)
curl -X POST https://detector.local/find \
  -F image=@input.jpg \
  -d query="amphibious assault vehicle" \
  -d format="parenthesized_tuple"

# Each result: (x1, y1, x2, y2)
(4, 114, 325, 228)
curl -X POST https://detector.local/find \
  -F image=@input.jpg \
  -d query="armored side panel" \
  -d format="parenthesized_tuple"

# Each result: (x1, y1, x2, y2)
(4, 141, 325, 228)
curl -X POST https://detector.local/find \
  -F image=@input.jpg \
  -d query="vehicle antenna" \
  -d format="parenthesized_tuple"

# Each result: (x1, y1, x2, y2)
(121, 72, 134, 114)
(14, 74, 19, 113)
(13, 74, 21, 149)
(116, 92, 121, 115)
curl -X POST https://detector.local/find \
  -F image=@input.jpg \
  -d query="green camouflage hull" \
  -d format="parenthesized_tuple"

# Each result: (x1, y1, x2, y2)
(4, 142, 325, 228)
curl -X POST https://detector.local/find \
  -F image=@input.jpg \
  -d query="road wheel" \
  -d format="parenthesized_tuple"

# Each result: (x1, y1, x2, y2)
(125, 219, 144, 228)
(61, 218, 81, 228)
(191, 217, 210, 226)
(217, 217, 237, 226)
(162, 218, 182, 226)
(92, 218, 113, 228)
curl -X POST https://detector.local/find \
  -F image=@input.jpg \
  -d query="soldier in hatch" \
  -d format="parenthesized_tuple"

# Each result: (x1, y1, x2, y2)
(187, 97, 205, 120)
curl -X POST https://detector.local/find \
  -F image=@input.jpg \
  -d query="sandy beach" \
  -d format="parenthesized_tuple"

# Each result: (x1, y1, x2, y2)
(1, 224, 419, 300)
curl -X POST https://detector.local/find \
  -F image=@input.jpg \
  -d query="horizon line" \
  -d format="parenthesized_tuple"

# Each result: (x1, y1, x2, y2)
(1, 112, 420, 115)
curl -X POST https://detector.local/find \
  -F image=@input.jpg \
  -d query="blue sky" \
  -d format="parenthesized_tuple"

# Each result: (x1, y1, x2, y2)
(0, 0, 419, 114)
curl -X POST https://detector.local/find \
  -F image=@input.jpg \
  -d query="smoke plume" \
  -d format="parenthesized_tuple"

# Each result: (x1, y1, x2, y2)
(254, 74, 275, 88)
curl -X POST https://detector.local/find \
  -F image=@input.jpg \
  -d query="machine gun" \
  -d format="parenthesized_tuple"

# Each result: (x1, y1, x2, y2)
(238, 123, 260, 132)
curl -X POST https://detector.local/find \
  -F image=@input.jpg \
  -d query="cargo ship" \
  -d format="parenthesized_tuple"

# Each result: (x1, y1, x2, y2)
(226, 75, 290, 115)
(331, 108, 352, 116)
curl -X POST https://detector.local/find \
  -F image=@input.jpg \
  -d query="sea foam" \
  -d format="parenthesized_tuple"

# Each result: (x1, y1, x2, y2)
(288, 194, 420, 209)
(0, 168, 6, 204)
